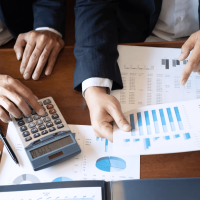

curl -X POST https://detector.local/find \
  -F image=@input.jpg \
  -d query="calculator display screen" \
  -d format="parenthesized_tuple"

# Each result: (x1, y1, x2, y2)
(30, 136, 73, 159)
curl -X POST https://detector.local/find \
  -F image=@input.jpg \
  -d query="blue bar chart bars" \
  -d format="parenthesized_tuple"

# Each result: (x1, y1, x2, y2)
(137, 112, 144, 135)
(184, 133, 191, 140)
(144, 138, 151, 150)
(105, 139, 108, 152)
(133, 139, 140, 142)
(166, 108, 176, 131)
(152, 110, 160, 134)
(159, 109, 168, 133)
(130, 114, 136, 136)
(174, 107, 184, 130)
(174, 134, 180, 139)
(144, 111, 152, 135)
(164, 136, 170, 140)
(123, 139, 130, 142)
(96, 137, 99, 141)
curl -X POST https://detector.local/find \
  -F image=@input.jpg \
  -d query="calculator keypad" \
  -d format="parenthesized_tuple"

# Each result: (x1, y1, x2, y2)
(16, 98, 65, 142)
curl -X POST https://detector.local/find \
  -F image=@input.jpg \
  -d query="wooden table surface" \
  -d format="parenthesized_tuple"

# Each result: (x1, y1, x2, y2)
(1, 41, 200, 179)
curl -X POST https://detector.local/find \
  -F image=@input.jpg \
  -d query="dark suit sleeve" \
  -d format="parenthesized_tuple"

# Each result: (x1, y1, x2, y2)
(32, 0, 66, 38)
(74, 0, 123, 92)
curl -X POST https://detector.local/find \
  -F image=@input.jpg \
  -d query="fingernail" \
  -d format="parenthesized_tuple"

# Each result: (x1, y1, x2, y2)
(20, 68, 25, 74)
(16, 53, 21, 60)
(123, 124, 131, 131)
(32, 73, 39, 80)
(45, 70, 51, 76)
(24, 73, 30, 80)
(38, 108, 45, 115)
(179, 54, 184, 61)
(25, 114, 32, 118)
(181, 79, 187, 85)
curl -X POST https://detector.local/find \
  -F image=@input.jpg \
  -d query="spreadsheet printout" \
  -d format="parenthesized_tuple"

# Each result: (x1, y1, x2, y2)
(111, 45, 199, 113)
(0, 123, 140, 185)
(113, 99, 200, 155)
(0, 187, 101, 200)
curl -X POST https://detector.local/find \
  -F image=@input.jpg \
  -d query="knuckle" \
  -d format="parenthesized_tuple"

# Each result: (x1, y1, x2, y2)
(30, 31, 37, 38)
(2, 75, 13, 86)
(16, 96, 24, 107)
(40, 53, 48, 62)
(117, 116, 126, 125)
(40, 34, 47, 43)
(5, 101, 14, 111)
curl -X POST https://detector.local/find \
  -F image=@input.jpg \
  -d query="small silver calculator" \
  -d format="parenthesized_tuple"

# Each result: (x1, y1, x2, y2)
(11, 97, 81, 171)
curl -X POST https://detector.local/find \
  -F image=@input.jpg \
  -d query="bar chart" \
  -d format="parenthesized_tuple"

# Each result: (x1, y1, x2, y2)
(96, 137, 109, 152)
(113, 99, 200, 155)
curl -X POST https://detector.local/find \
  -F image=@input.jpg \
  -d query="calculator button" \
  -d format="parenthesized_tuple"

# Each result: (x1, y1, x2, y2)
(29, 122, 36, 128)
(49, 108, 56, 114)
(54, 119, 62, 124)
(31, 110, 36, 115)
(46, 122, 53, 128)
(49, 127, 56, 132)
(52, 114, 59, 119)
(31, 127, 38, 134)
(39, 124, 46, 131)
(17, 120, 25, 127)
(20, 126, 27, 132)
(34, 115, 41, 120)
(57, 124, 64, 129)
(25, 136, 32, 142)
(34, 133, 40, 138)
(38, 101, 43, 106)
(22, 131, 30, 137)
(41, 130, 48, 135)
(41, 112, 48, 117)
(43, 99, 51, 105)
(43, 116, 51, 123)
(36, 119, 43, 125)
(25, 117, 33, 123)
(46, 104, 54, 109)
(15, 117, 23, 121)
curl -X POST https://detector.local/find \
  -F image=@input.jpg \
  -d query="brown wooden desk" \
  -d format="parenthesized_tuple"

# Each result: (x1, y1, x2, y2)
(1, 42, 200, 179)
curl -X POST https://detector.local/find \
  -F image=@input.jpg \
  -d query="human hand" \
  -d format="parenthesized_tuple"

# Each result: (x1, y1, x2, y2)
(0, 75, 45, 123)
(14, 30, 65, 80)
(85, 87, 131, 142)
(179, 30, 200, 85)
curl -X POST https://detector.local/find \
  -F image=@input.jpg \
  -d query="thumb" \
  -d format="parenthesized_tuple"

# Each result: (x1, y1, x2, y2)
(108, 104, 131, 132)
(14, 33, 27, 60)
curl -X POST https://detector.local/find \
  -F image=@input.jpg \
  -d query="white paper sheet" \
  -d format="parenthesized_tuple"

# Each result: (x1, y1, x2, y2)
(113, 99, 200, 155)
(0, 186, 102, 200)
(0, 123, 140, 185)
(111, 45, 199, 113)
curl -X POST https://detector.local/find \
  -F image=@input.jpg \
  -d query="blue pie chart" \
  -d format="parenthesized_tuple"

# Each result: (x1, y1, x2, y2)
(52, 177, 72, 182)
(96, 156, 126, 172)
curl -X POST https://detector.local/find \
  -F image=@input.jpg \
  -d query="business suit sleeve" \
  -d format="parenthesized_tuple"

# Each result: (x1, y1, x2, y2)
(32, 0, 66, 38)
(74, 0, 123, 92)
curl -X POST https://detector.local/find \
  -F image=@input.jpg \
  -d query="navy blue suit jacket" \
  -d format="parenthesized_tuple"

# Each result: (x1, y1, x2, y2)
(0, 0, 66, 39)
(74, 0, 163, 92)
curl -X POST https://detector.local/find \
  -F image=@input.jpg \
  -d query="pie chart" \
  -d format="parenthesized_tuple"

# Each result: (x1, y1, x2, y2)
(13, 174, 40, 184)
(52, 177, 72, 182)
(96, 156, 126, 172)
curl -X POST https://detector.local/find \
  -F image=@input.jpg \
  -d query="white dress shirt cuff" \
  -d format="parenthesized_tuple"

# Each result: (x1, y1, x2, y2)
(82, 78, 113, 98)
(35, 27, 62, 38)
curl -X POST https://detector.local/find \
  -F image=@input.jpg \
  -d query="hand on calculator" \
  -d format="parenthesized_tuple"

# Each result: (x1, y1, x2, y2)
(0, 75, 45, 123)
